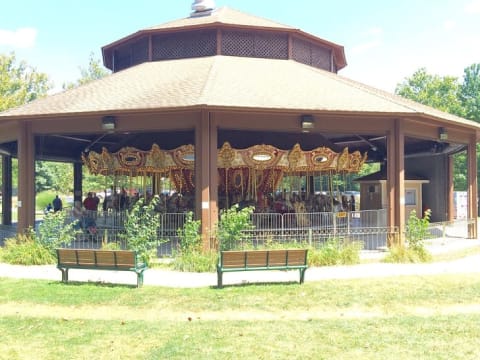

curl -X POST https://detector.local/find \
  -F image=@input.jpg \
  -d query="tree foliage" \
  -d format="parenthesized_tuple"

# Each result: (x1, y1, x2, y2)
(395, 64, 480, 191)
(35, 161, 73, 193)
(459, 63, 480, 121)
(0, 53, 51, 111)
(62, 52, 110, 90)
(395, 67, 464, 116)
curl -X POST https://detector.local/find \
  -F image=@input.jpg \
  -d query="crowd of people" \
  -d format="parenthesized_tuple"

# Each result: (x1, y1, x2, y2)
(48, 189, 357, 236)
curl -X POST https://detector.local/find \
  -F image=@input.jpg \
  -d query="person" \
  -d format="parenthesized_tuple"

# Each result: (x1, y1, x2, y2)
(93, 192, 100, 210)
(52, 195, 63, 212)
(71, 201, 84, 230)
(83, 192, 97, 211)
(44, 203, 52, 214)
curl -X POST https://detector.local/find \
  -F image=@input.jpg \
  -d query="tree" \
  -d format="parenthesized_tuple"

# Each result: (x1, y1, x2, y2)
(395, 66, 480, 191)
(62, 52, 110, 90)
(395, 67, 464, 117)
(0, 53, 51, 111)
(1, 53, 50, 194)
(459, 63, 480, 122)
(35, 161, 73, 193)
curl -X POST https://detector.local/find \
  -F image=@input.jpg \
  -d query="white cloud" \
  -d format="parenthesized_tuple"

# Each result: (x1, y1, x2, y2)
(350, 26, 383, 55)
(443, 20, 456, 30)
(364, 26, 383, 36)
(351, 40, 381, 55)
(464, 0, 480, 13)
(0, 28, 37, 48)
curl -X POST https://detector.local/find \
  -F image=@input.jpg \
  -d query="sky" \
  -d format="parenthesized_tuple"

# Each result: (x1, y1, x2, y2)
(1, 0, 479, 93)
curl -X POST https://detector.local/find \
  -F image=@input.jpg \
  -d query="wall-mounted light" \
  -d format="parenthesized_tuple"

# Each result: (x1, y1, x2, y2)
(102, 116, 116, 131)
(439, 127, 448, 141)
(301, 115, 315, 132)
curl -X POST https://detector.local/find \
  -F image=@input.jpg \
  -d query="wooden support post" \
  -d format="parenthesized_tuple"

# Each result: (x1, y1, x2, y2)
(17, 121, 35, 232)
(467, 135, 478, 238)
(387, 119, 405, 245)
(1, 155, 13, 225)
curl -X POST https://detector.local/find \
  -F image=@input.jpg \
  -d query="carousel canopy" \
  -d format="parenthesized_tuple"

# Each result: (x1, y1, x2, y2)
(82, 142, 367, 176)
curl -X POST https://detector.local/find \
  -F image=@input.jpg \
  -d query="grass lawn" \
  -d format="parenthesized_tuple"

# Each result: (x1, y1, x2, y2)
(1, 273, 480, 359)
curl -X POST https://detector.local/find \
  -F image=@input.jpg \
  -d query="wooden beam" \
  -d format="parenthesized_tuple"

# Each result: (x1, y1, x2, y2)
(1, 155, 12, 225)
(386, 119, 405, 245)
(195, 110, 212, 251)
(17, 121, 35, 232)
(447, 155, 454, 222)
(467, 134, 478, 238)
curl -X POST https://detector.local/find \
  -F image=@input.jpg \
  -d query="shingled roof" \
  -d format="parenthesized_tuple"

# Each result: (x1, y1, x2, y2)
(101, 6, 347, 71)
(1, 55, 479, 133)
(147, 6, 295, 31)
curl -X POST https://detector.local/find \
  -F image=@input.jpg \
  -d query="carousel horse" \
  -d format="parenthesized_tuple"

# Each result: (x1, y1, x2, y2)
(293, 200, 310, 227)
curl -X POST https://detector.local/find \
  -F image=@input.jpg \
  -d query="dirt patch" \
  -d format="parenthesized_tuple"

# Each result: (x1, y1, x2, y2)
(2, 302, 480, 322)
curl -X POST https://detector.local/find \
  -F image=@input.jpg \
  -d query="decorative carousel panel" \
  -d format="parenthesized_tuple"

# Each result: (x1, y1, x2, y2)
(349, 151, 368, 173)
(241, 144, 286, 170)
(117, 147, 147, 169)
(218, 142, 236, 168)
(308, 146, 337, 171)
(145, 143, 166, 170)
(337, 148, 350, 172)
(172, 144, 195, 169)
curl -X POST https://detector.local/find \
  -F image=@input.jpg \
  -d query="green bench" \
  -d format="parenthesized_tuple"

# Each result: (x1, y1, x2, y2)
(217, 249, 308, 288)
(56, 249, 147, 287)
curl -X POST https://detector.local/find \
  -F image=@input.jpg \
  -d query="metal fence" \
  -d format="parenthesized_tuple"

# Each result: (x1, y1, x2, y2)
(61, 209, 390, 255)
(427, 218, 477, 239)
(244, 210, 389, 250)
(0, 209, 476, 256)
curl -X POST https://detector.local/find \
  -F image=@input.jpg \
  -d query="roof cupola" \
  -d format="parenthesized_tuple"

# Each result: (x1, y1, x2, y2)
(191, 0, 216, 16)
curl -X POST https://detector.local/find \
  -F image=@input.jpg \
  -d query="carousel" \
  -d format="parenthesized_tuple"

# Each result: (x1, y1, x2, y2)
(82, 142, 367, 216)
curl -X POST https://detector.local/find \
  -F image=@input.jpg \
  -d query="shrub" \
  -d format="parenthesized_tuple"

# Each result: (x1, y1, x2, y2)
(217, 205, 255, 250)
(1, 211, 78, 265)
(172, 250, 217, 272)
(101, 241, 121, 250)
(338, 240, 362, 264)
(406, 209, 431, 251)
(122, 195, 165, 265)
(383, 244, 431, 263)
(308, 238, 362, 267)
(172, 212, 217, 272)
(1, 231, 55, 265)
(37, 211, 78, 255)
(384, 209, 432, 263)
(177, 212, 202, 254)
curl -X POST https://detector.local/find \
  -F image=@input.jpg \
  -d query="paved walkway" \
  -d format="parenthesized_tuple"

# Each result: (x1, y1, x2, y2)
(1, 238, 479, 288)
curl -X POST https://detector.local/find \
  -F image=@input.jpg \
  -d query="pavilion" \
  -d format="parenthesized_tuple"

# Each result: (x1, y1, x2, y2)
(1, 1, 479, 247)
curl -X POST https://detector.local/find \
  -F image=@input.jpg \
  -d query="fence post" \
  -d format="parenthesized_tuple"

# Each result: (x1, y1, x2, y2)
(308, 228, 313, 247)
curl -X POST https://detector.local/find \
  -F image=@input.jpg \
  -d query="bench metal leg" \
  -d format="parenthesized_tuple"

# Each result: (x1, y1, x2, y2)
(217, 270, 223, 288)
(299, 268, 306, 284)
(59, 268, 69, 283)
(136, 271, 144, 288)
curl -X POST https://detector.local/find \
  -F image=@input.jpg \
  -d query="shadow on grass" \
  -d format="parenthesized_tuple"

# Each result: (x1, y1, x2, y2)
(56, 280, 137, 289)
(213, 280, 301, 289)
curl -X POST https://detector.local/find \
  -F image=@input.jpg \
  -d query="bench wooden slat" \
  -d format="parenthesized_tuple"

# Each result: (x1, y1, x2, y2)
(57, 249, 78, 265)
(114, 251, 136, 268)
(94, 251, 116, 267)
(221, 251, 246, 268)
(56, 249, 147, 287)
(268, 250, 287, 266)
(286, 249, 307, 266)
(246, 251, 268, 267)
(217, 249, 308, 288)
(76, 249, 95, 265)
